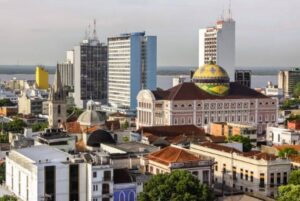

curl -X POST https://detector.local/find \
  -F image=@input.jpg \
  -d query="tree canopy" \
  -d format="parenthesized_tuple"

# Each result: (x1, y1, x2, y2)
(0, 118, 27, 133)
(227, 135, 252, 152)
(293, 82, 300, 98)
(0, 195, 17, 201)
(280, 98, 300, 110)
(277, 184, 300, 201)
(0, 99, 15, 107)
(288, 169, 300, 185)
(31, 122, 48, 132)
(278, 147, 298, 158)
(138, 170, 214, 201)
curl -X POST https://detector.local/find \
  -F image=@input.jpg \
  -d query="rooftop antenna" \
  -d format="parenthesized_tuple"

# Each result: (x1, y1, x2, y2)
(228, 0, 232, 21)
(88, 23, 91, 39)
(93, 19, 98, 40)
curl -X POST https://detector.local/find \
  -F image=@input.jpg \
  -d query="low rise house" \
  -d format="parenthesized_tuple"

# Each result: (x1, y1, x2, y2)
(190, 142, 291, 197)
(141, 146, 214, 186)
(134, 125, 207, 148)
(288, 119, 300, 130)
(266, 126, 300, 145)
(0, 106, 17, 117)
(209, 122, 257, 145)
(101, 142, 159, 169)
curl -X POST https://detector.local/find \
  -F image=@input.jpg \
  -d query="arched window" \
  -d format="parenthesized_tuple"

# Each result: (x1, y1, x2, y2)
(119, 191, 126, 201)
(129, 191, 136, 201)
(57, 105, 61, 114)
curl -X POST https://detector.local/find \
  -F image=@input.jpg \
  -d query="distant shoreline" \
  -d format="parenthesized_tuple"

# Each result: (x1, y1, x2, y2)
(0, 65, 292, 76)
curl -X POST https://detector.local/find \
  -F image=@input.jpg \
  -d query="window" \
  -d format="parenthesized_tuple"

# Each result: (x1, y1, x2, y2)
(102, 184, 110, 194)
(215, 162, 218, 171)
(202, 170, 209, 185)
(270, 173, 274, 187)
(233, 167, 237, 180)
(58, 105, 61, 115)
(93, 185, 98, 191)
(259, 173, 265, 188)
(223, 164, 226, 173)
(283, 172, 287, 184)
(93, 171, 97, 178)
(240, 169, 243, 179)
(277, 173, 281, 185)
(250, 171, 253, 182)
(104, 171, 111, 181)
(245, 170, 248, 181)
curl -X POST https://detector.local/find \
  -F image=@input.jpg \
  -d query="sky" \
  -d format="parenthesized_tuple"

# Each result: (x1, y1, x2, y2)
(0, 0, 299, 67)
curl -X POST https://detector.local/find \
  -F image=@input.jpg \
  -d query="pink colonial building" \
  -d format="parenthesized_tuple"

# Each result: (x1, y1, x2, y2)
(136, 63, 277, 134)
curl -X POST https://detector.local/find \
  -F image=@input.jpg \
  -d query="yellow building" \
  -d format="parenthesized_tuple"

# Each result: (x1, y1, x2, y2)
(35, 66, 49, 89)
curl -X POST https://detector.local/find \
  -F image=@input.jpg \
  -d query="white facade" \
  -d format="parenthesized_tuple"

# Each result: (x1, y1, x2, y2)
(108, 32, 157, 111)
(266, 126, 300, 145)
(5, 145, 87, 201)
(199, 19, 235, 80)
(190, 143, 291, 197)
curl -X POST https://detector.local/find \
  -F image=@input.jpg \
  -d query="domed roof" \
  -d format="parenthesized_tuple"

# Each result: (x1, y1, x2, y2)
(87, 129, 115, 147)
(192, 63, 230, 96)
(77, 100, 106, 126)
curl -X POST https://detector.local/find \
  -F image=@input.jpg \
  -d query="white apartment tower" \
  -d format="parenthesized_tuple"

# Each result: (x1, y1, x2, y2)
(199, 17, 235, 80)
(108, 32, 157, 111)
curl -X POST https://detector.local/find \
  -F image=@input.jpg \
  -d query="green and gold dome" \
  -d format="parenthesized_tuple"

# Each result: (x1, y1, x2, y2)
(192, 63, 230, 96)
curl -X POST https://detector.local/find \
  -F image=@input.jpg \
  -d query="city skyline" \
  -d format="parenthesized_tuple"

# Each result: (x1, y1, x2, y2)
(0, 0, 299, 67)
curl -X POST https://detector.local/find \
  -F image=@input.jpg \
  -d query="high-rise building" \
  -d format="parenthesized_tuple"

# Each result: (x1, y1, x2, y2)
(278, 68, 300, 97)
(57, 50, 74, 89)
(235, 70, 251, 88)
(198, 16, 235, 80)
(48, 67, 67, 129)
(35, 66, 49, 89)
(73, 21, 108, 108)
(107, 32, 157, 112)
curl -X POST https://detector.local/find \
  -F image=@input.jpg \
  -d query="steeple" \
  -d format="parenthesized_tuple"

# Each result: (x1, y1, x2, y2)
(49, 66, 65, 101)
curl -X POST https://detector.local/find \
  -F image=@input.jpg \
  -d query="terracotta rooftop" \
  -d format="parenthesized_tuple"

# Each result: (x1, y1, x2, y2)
(146, 146, 201, 166)
(273, 144, 300, 152)
(200, 142, 278, 161)
(138, 125, 206, 145)
(152, 82, 269, 101)
(64, 121, 81, 134)
(289, 155, 300, 163)
(200, 142, 242, 154)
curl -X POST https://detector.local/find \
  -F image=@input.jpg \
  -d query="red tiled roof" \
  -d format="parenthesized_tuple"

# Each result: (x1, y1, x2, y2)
(289, 155, 300, 163)
(200, 142, 278, 161)
(146, 146, 200, 165)
(138, 125, 206, 144)
(152, 82, 269, 100)
(273, 145, 300, 152)
(200, 142, 242, 154)
(65, 121, 81, 134)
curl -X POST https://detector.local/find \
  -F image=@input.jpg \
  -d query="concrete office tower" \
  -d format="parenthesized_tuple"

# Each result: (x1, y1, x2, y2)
(108, 32, 157, 111)
(278, 68, 300, 97)
(48, 67, 67, 129)
(57, 50, 74, 89)
(35, 66, 49, 89)
(199, 16, 235, 81)
(73, 21, 108, 108)
(235, 70, 251, 88)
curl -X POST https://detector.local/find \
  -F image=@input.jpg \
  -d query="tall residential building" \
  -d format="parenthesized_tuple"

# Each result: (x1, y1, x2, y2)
(235, 70, 251, 88)
(57, 50, 74, 89)
(48, 67, 67, 129)
(199, 17, 235, 80)
(107, 32, 157, 111)
(73, 24, 108, 108)
(35, 66, 49, 89)
(278, 68, 300, 97)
